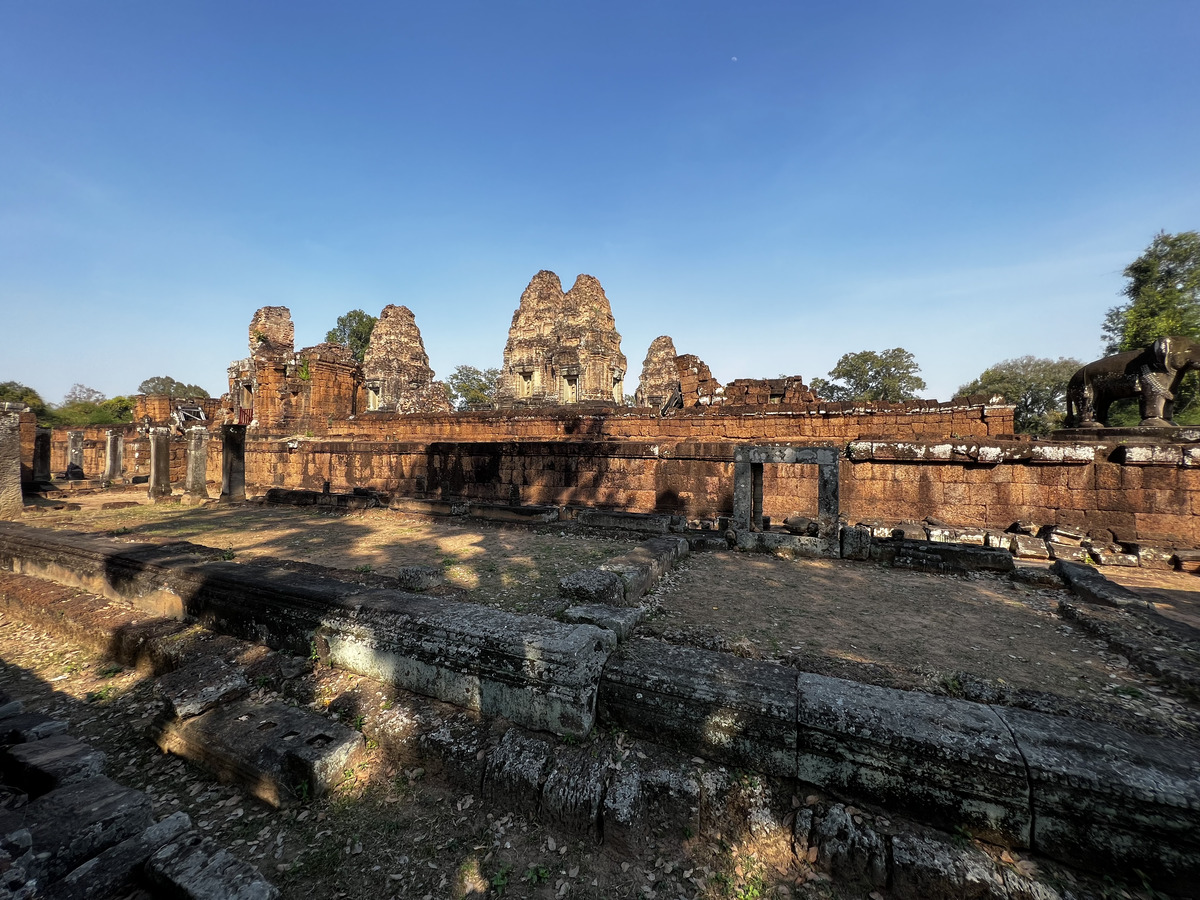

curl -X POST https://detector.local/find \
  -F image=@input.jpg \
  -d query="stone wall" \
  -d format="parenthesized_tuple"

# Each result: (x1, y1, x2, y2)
(234, 430, 1200, 547)
(133, 395, 222, 426)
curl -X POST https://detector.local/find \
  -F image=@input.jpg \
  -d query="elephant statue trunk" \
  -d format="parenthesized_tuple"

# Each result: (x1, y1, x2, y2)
(1065, 336, 1200, 428)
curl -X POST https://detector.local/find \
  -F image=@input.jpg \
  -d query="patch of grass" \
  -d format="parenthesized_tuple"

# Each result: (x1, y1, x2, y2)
(86, 686, 116, 703)
(219, 546, 236, 561)
(523, 864, 550, 885)
(490, 863, 513, 896)
(353, 564, 373, 574)
(99, 663, 123, 679)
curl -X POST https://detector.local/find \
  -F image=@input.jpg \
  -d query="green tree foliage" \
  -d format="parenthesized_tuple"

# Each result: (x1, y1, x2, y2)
(446, 365, 500, 409)
(811, 348, 927, 403)
(957, 356, 1081, 436)
(325, 309, 377, 362)
(0, 381, 48, 419)
(1101, 231, 1200, 424)
(136, 375, 210, 398)
(1103, 231, 1200, 354)
(45, 384, 136, 426)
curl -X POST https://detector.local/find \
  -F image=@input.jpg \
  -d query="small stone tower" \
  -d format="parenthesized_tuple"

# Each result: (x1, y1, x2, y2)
(634, 335, 680, 409)
(362, 305, 451, 413)
(497, 271, 627, 406)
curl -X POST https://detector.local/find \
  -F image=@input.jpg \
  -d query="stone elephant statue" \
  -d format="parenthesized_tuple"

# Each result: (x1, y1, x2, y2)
(1065, 336, 1200, 428)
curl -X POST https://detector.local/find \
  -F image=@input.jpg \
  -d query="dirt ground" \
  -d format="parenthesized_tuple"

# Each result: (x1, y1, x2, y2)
(643, 552, 1200, 738)
(26, 495, 637, 618)
(24, 494, 1200, 738)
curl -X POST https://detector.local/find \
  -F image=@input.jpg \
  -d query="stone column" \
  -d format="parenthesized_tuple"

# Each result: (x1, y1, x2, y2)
(147, 427, 173, 502)
(0, 407, 24, 519)
(67, 430, 85, 479)
(103, 430, 124, 484)
(184, 427, 210, 501)
(816, 449, 840, 547)
(33, 428, 51, 484)
(732, 450, 753, 531)
(220, 424, 246, 502)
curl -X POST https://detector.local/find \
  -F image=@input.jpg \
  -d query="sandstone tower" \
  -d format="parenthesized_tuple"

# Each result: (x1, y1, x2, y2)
(496, 271, 627, 406)
(362, 305, 452, 413)
(635, 335, 680, 409)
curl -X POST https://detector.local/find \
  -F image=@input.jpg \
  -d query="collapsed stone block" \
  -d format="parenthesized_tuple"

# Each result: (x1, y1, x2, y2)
(541, 743, 609, 839)
(3, 734, 105, 794)
(602, 740, 701, 854)
(1051, 560, 1147, 608)
(889, 831, 1010, 900)
(839, 525, 871, 560)
(154, 658, 249, 720)
(50, 810, 192, 900)
(24, 776, 153, 882)
(150, 700, 364, 807)
(812, 804, 888, 889)
(482, 728, 553, 820)
(0, 714, 69, 745)
(146, 829, 279, 900)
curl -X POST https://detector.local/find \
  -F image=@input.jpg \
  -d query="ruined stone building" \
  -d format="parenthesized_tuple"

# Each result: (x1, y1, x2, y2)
(362, 305, 452, 414)
(496, 271, 627, 406)
(228, 307, 363, 432)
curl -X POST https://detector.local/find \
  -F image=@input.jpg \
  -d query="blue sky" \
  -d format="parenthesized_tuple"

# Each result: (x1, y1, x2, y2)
(2, 1, 1198, 404)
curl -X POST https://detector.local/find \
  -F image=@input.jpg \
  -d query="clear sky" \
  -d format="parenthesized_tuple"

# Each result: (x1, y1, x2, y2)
(2, 1, 1198, 405)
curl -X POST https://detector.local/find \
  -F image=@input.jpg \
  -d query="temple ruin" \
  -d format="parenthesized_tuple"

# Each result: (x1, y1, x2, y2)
(495, 271, 627, 406)
(362, 304, 451, 414)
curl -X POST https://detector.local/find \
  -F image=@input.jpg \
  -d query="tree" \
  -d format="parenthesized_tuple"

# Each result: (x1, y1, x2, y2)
(1103, 231, 1200, 354)
(137, 375, 210, 398)
(325, 309, 377, 362)
(811, 348, 927, 403)
(0, 381, 48, 419)
(957, 356, 1081, 435)
(62, 383, 105, 405)
(1101, 231, 1200, 424)
(446, 365, 500, 409)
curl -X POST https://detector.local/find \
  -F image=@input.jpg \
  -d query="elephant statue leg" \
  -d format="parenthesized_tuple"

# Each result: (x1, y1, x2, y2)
(1068, 378, 1101, 428)
(1138, 367, 1174, 426)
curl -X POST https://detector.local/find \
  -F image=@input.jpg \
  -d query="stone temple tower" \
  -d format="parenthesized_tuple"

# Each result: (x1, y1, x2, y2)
(361, 305, 451, 413)
(496, 271, 627, 406)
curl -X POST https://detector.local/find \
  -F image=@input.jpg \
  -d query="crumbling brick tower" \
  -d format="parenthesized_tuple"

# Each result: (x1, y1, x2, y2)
(362, 305, 452, 413)
(496, 271, 627, 406)
(229, 306, 295, 429)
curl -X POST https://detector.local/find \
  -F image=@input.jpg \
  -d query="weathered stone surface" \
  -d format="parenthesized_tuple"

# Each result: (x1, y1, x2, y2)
(839, 525, 871, 560)
(4, 734, 105, 794)
(496, 271, 627, 406)
(419, 716, 495, 793)
(1011, 534, 1049, 559)
(571, 509, 679, 534)
(812, 804, 888, 888)
(361, 304, 452, 414)
(1011, 564, 1062, 587)
(392, 565, 443, 592)
(482, 729, 553, 819)
(0, 713, 69, 745)
(220, 425, 246, 502)
(151, 700, 363, 807)
(154, 658, 249, 719)
(601, 739, 701, 854)
(994, 705, 1200, 894)
(146, 829, 278, 900)
(48, 810, 192, 900)
(722, 375, 816, 407)
(183, 427, 209, 500)
(634, 336, 679, 410)
(561, 604, 644, 641)
(871, 539, 1015, 575)
(317, 592, 616, 737)
(0, 412, 23, 520)
(541, 743, 608, 838)
(889, 831, 1009, 900)
(597, 536, 689, 606)
(559, 569, 625, 605)
(795, 673, 1030, 845)
(24, 776, 153, 882)
(147, 427, 172, 502)
(674, 354, 722, 407)
(1046, 543, 1089, 563)
(248, 306, 294, 360)
(1136, 545, 1175, 569)
(597, 639, 798, 777)
(466, 502, 558, 524)
(1051, 560, 1148, 608)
